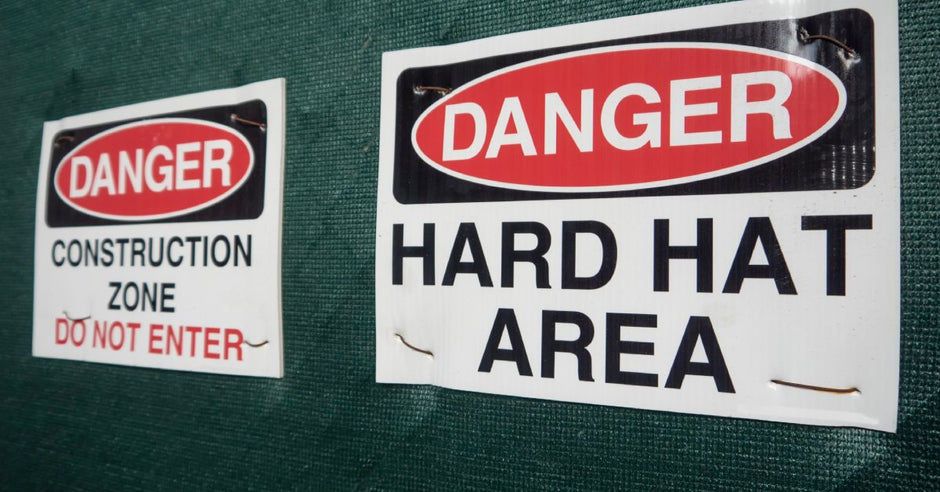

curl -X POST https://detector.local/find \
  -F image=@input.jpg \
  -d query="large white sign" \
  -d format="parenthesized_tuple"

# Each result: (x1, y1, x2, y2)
(34, 79, 285, 378)
(376, 1, 899, 431)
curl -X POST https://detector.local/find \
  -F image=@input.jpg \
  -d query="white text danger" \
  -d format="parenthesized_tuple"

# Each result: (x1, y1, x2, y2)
(443, 71, 792, 160)
(68, 139, 234, 198)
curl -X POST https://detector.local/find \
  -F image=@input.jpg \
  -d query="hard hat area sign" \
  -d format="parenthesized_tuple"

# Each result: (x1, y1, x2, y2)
(376, 1, 899, 431)
(391, 214, 872, 390)
(33, 80, 285, 378)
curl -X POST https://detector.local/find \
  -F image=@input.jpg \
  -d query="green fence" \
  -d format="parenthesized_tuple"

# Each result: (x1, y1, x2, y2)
(0, 1, 936, 489)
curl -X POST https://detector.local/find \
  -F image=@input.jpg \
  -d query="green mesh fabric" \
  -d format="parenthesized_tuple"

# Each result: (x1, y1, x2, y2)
(0, 1, 936, 489)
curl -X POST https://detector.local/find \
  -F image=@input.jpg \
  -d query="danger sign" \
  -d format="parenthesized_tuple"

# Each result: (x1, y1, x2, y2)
(33, 79, 285, 377)
(411, 44, 845, 191)
(376, 1, 900, 431)
(54, 119, 254, 220)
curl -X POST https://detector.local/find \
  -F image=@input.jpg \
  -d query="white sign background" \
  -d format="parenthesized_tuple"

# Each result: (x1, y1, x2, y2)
(376, 1, 899, 431)
(33, 79, 285, 378)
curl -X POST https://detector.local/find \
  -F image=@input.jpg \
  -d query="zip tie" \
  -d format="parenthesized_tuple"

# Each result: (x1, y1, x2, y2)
(395, 333, 434, 358)
(799, 27, 857, 58)
(62, 311, 90, 322)
(243, 339, 269, 348)
(771, 379, 860, 395)
(230, 113, 267, 131)
(413, 85, 452, 96)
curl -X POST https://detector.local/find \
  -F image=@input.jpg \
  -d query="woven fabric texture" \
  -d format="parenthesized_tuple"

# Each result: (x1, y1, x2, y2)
(0, 0, 937, 489)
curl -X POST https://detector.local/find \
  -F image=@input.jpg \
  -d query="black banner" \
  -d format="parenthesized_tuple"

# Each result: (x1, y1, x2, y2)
(393, 9, 874, 204)
(46, 99, 267, 227)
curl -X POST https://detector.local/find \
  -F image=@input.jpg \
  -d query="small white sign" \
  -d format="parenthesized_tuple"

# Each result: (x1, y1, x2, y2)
(376, 1, 899, 430)
(33, 79, 285, 378)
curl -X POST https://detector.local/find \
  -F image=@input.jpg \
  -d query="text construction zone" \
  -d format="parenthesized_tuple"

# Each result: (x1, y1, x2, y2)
(33, 79, 285, 377)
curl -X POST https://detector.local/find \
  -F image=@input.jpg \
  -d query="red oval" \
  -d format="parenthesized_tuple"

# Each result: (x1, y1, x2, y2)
(412, 43, 845, 191)
(54, 118, 254, 220)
